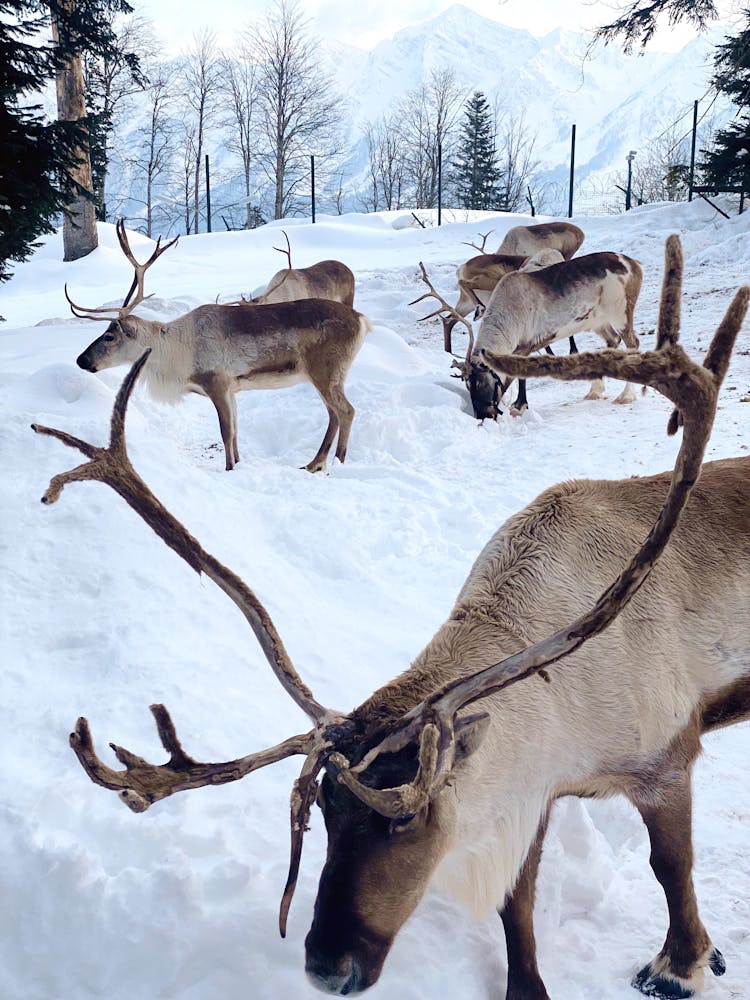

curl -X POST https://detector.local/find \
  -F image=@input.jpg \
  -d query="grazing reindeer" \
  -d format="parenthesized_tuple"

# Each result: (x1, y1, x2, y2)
(72, 221, 370, 473)
(496, 221, 584, 260)
(33, 236, 749, 1000)
(468, 251, 643, 419)
(248, 231, 355, 307)
(436, 249, 565, 353)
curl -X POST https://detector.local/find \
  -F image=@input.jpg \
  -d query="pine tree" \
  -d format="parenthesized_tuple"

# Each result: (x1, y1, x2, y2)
(451, 92, 503, 211)
(702, 17, 750, 194)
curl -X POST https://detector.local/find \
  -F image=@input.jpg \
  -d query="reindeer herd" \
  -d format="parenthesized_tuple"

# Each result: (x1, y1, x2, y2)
(34, 217, 750, 1000)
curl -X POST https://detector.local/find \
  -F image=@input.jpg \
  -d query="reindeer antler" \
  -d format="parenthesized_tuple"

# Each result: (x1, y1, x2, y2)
(64, 219, 178, 321)
(409, 261, 475, 361)
(461, 230, 495, 253)
(334, 235, 749, 817)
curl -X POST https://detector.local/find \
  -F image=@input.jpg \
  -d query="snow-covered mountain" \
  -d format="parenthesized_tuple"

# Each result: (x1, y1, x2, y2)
(321, 4, 724, 186)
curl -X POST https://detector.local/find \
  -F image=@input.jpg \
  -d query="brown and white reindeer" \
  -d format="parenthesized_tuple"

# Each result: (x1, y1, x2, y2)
(246, 231, 355, 307)
(34, 236, 749, 1000)
(464, 250, 643, 418)
(496, 221, 584, 260)
(72, 221, 371, 473)
(434, 248, 565, 353)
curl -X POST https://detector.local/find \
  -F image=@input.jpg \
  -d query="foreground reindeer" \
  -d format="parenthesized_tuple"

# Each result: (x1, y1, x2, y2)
(246, 231, 355, 307)
(72, 221, 370, 472)
(468, 251, 642, 418)
(34, 236, 749, 999)
(496, 221, 584, 259)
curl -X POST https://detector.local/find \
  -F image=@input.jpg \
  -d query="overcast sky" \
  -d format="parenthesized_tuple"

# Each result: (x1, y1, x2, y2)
(138, 0, 727, 55)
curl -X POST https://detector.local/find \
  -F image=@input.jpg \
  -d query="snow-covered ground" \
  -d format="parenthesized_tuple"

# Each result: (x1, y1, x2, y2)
(1, 202, 748, 1000)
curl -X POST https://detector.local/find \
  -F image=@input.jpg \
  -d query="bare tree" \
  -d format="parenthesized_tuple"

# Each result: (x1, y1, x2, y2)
(219, 45, 261, 229)
(124, 61, 178, 236)
(362, 114, 408, 211)
(399, 68, 464, 208)
(83, 14, 154, 220)
(493, 108, 540, 211)
(179, 29, 220, 233)
(246, 0, 343, 219)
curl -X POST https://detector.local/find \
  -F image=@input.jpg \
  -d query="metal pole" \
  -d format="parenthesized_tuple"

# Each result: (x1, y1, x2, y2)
(205, 154, 212, 233)
(437, 142, 442, 226)
(568, 124, 576, 218)
(311, 155, 316, 224)
(626, 159, 633, 211)
(688, 99, 698, 202)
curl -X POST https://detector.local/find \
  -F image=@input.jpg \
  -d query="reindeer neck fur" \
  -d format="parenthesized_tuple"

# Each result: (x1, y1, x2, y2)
(356, 458, 750, 918)
(126, 314, 196, 404)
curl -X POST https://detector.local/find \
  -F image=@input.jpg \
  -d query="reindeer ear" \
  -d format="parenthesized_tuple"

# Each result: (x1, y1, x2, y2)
(453, 712, 490, 766)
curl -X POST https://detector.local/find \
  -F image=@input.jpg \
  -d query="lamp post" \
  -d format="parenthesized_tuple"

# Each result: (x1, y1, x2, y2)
(626, 150, 637, 211)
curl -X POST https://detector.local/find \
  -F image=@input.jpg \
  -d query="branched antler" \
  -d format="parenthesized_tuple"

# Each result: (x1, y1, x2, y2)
(65, 219, 178, 320)
(461, 230, 495, 253)
(408, 261, 475, 360)
(70, 706, 314, 813)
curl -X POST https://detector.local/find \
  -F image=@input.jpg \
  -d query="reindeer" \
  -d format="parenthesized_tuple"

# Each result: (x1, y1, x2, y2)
(467, 251, 643, 419)
(33, 236, 749, 1000)
(496, 221, 584, 260)
(436, 249, 565, 353)
(247, 231, 355, 307)
(71, 221, 371, 473)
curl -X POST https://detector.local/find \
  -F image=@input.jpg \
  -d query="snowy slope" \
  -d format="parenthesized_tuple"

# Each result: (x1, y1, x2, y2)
(1, 201, 749, 1000)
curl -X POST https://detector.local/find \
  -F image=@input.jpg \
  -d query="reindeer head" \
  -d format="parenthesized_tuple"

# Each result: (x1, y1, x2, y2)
(69, 220, 177, 373)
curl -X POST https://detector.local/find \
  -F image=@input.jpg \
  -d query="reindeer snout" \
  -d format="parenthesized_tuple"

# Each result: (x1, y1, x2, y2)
(76, 353, 97, 372)
(306, 953, 366, 996)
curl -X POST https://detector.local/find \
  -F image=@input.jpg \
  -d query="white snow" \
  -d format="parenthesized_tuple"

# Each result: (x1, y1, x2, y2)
(1, 201, 749, 1000)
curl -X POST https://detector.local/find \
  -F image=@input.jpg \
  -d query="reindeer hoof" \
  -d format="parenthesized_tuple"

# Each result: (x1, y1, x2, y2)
(632, 964, 693, 999)
(509, 404, 527, 418)
(708, 948, 726, 976)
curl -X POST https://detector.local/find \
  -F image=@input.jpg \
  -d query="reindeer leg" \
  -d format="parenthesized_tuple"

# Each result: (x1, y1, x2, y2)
(204, 379, 238, 470)
(611, 322, 639, 403)
(510, 379, 528, 416)
(442, 314, 457, 353)
(230, 392, 240, 465)
(330, 385, 356, 465)
(499, 815, 551, 1000)
(629, 761, 725, 998)
(304, 378, 341, 474)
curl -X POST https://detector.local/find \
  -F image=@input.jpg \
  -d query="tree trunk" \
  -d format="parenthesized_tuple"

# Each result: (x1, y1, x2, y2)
(50, 2, 98, 262)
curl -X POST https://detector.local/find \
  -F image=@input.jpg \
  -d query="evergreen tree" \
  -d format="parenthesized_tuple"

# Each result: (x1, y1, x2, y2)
(451, 91, 503, 210)
(702, 15, 750, 193)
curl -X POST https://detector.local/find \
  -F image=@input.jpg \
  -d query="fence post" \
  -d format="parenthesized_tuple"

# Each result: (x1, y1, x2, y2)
(568, 124, 576, 218)
(311, 155, 316, 224)
(437, 142, 442, 226)
(205, 154, 212, 233)
(688, 100, 698, 203)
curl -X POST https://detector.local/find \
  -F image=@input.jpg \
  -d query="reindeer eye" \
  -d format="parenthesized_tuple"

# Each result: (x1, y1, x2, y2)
(103, 333, 116, 342)
(388, 813, 417, 835)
